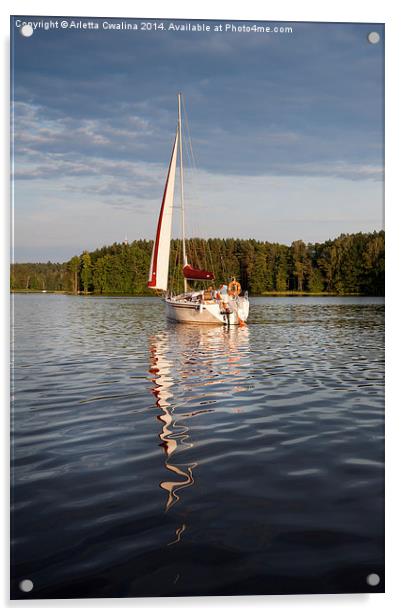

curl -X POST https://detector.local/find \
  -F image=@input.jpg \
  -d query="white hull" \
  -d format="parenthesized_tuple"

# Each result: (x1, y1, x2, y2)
(165, 296, 249, 325)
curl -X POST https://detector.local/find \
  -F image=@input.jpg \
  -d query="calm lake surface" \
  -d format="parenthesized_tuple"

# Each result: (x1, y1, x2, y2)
(11, 295, 384, 598)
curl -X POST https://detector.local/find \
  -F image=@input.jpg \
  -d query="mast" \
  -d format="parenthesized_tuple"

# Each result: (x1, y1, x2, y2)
(178, 92, 188, 292)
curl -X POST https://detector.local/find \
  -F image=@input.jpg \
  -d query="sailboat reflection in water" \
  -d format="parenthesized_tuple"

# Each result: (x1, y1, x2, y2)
(148, 323, 250, 545)
(149, 332, 197, 518)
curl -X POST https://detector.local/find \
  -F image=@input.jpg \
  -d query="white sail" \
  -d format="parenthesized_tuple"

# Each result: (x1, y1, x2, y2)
(148, 130, 178, 291)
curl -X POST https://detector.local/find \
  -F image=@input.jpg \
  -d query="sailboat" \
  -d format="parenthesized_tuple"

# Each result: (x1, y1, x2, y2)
(148, 94, 250, 325)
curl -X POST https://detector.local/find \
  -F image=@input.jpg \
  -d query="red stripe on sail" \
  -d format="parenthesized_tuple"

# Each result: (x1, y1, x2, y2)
(183, 264, 215, 281)
(148, 134, 178, 288)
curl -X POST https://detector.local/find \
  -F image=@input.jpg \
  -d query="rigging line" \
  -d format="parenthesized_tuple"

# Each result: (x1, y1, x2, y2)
(182, 153, 200, 270)
(206, 238, 216, 275)
(183, 98, 200, 175)
(182, 97, 204, 223)
(182, 97, 226, 280)
(202, 238, 209, 272)
(181, 126, 198, 245)
(174, 240, 184, 294)
(182, 97, 209, 272)
(178, 94, 188, 289)
(185, 146, 216, 276)
(170, 240, 179, 294)
(203, 238, 212, 277)
(219, 240, 228, 282)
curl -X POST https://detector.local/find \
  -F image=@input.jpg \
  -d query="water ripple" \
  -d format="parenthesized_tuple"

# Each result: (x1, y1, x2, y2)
(11, 295, 384, 598)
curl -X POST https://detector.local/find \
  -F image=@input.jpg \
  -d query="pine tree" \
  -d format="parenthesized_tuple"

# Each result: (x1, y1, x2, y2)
(80, 251, 92, 294)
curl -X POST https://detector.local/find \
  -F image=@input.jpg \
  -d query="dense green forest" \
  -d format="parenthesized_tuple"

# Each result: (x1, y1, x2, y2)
(10, 231, 384, 296)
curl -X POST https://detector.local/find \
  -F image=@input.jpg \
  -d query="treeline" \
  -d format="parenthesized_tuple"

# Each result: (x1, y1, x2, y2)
(10, 231, 384, 296)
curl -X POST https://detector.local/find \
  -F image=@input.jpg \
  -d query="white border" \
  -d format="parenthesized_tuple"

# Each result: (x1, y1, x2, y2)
(2, 1, 400, 613)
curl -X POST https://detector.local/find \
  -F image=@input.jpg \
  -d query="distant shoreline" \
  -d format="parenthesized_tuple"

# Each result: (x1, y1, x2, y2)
(10, 232, 385, 296)
(10, 290, 383, 298)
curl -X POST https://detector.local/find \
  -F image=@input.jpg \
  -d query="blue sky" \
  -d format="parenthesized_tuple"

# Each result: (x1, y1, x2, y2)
(11, 17, 384, 262)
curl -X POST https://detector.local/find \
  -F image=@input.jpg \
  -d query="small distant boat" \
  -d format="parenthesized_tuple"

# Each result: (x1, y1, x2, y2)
(148, 94, 250, 325)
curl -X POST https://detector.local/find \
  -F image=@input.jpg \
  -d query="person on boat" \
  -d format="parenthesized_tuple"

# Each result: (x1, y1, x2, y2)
(228, 276, 242, 297)
(191, 291, 203, 302)
(218, 283, 229, 311)
(204, 286, 215, 301)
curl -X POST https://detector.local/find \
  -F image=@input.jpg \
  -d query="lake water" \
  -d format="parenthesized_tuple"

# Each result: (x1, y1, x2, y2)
(10, 295, 384, 598)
